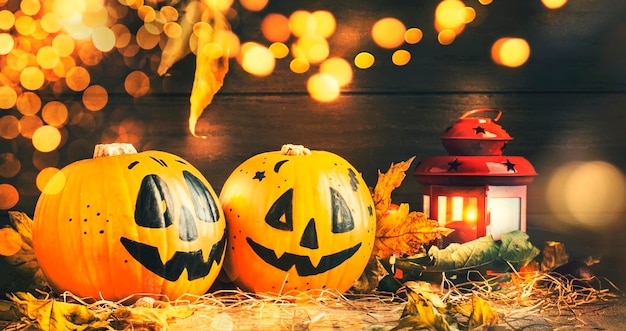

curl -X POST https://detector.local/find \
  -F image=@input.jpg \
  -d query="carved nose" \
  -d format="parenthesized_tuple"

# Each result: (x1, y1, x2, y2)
(179, 206, 198, 242)
(299, 218, 319, 249)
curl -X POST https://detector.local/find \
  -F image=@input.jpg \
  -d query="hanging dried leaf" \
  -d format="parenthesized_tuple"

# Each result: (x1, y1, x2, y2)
(157, 1, 231, 138)
(1, 212, 49, 294)
(468, 294, 500, 330)
(372, 157, 416, 219)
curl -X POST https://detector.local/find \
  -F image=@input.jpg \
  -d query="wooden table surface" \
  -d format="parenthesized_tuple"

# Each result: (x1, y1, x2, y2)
(2, 0, 626, 291)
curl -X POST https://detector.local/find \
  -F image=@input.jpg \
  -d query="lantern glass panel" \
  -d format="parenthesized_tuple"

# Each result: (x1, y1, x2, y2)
(423, 195, 431, 218)
(489, 197, 521, 239)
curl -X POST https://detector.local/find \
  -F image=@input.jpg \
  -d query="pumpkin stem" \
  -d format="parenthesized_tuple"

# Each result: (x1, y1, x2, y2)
(280, 144, 311, 156)
(93, 143, 138, 158)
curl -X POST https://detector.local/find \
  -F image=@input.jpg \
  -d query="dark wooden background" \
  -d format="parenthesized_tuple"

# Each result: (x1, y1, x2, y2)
(2, 1, 626, 288)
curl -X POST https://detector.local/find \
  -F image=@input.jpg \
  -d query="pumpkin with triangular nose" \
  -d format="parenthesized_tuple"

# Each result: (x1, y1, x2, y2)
(219, 145, 376, 294)
(32, 143, 226, 302)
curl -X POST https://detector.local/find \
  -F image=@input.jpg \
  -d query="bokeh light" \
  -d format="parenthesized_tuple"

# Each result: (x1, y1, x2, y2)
(491, 37, 530, 67)
(435, 0, 467, 34)
(0, 86, 18, 109)
(82, 84, 108, 111)
(371, 17, 406, 49)
(36, 167, 61, 192)
(241, 42, 275, 76)
(240, 0, 269, 12)
(542, 0, 568, 9)
(290, 57, 310, 74)
(262, 13, 290, 42)
(405, 28, 423, 44)
(0, 153, 21, 178)
(547, 161, 626, 230)
(354, 52, 375, 69)
(0, 184, 19, 210)
(307, 73, 340, 102)
(392, 49, 411, 66)
(320, 57, 352, 87)
(32, 125, 62, 152)
(125, 70, 151, 97)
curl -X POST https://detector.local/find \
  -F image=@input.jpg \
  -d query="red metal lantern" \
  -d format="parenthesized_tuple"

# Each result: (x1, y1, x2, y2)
(414, 108, 537, 245)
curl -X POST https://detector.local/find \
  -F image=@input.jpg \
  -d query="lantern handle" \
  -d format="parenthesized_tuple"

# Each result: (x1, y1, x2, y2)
(459, 108, 503, 122)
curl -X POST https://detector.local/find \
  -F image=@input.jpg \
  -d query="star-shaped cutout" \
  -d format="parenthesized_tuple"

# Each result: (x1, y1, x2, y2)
(253, 171, 266, 181)
(503, 159, 516, 172)
(473, 126, 486, 134)
(448, 158, 463, 172)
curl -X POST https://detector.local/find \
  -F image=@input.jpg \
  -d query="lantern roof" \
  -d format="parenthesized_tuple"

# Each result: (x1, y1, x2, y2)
(414, 155, 537, 185)
(415, 108, 537, 186)
(440, 108, 512, 156)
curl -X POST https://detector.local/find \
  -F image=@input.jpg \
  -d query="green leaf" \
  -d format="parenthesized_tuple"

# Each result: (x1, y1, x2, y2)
(498, 230, 540, 268)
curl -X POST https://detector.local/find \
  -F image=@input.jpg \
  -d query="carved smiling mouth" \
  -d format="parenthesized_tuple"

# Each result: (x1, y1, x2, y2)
(120, 230, 226, 281)
(246, 237, 361, 276)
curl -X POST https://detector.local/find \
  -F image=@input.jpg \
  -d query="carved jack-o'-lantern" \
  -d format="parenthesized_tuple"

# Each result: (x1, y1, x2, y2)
(219, 145, 376, 294)
(32, 144, 226, 302)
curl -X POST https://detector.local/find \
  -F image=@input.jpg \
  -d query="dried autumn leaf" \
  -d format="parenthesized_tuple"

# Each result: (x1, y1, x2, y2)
(375, 203, 454, 259)
(468, 294, 500, 330)
(393, 285, 459, 331)
(9, 292, 110, 331)
(352, 254, 389, 293)
(1, 212, 49, 293)
(372, 156, 415, 219)
(157, 1, 231, 138)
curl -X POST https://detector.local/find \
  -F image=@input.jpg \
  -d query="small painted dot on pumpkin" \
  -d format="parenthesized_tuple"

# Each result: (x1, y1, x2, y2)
(96, 212, 101, 216)
(83, 218, 88, 222)
(83, 231, 87, 235)
(124, 260, 128, 263)
(86, 205, 90, 208)
(68, 218, 72, 222)
(99, 230, 104, 234)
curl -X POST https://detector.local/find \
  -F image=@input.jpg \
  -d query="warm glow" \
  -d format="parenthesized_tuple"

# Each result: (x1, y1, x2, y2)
(0, 227, 23, 256)
(0, 10, 15, 31)
(41, 169, 67, 195)
(124, 70, 150, 97)
(32, 125, 62, 152)
(371, 17, 406, 49)
(269, 42, 289, 59)
(41, 101, 69, 127)
(292, 34, 329, 64)
(405, 28, 423, 44)
(354, 52, 375, 69)
(289, 57, 310, 74)
(52, 34, 75, 57)
(0, 86, 18, 109)
(262, 13, 290, 42)
(434, 0, 467, 34)
(36, 45, 60, 69)
(392, 49, 411, 66)
(0, 184, 19, 210)
(492, 37, 530, 67)
(240, 0, 269, 12)
(311, 10, 336, 38)
(0, 153, 20, 178)
(241, 43, 275, 77)
(547, 161, 626, 229)
(82, 84, 108, 111)
(288, 10, 313, 38)
(92, 26, 116, 52)
(542, 0, 568, 9)
(20, 66, 45, 90)
(16, 91, 42, 115)
(0, 115, 20, 139)
(438, 29, 456, 45)
(307, 73, 340, 102)
(36, 167, 61, 193)
(163, 22, 182, 38)
(0, 33, 14, 55)
(320, 57, 353, 87)
(65, 66, 91, 91)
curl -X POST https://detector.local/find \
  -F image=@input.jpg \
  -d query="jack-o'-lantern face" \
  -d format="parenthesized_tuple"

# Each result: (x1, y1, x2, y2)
(219, 145, 376, 294)
(33, 145, 226, 302)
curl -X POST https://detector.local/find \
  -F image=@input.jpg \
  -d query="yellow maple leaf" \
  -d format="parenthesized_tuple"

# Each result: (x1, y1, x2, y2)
(372, 156, 415, 219)
(375, 203, 453, 259)
(468, 294, 501, 330)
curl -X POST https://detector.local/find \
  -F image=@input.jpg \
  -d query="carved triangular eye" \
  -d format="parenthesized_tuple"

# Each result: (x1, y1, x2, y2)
(265, 189, 294, 231)
(183, 170, 219, 223)
(330, 188, 354, 233)
(135, 174, 174, 228)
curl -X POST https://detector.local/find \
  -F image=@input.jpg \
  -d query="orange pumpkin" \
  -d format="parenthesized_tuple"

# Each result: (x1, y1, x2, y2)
(219, 144, 376, 294)
(32, 143, 226, 302)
